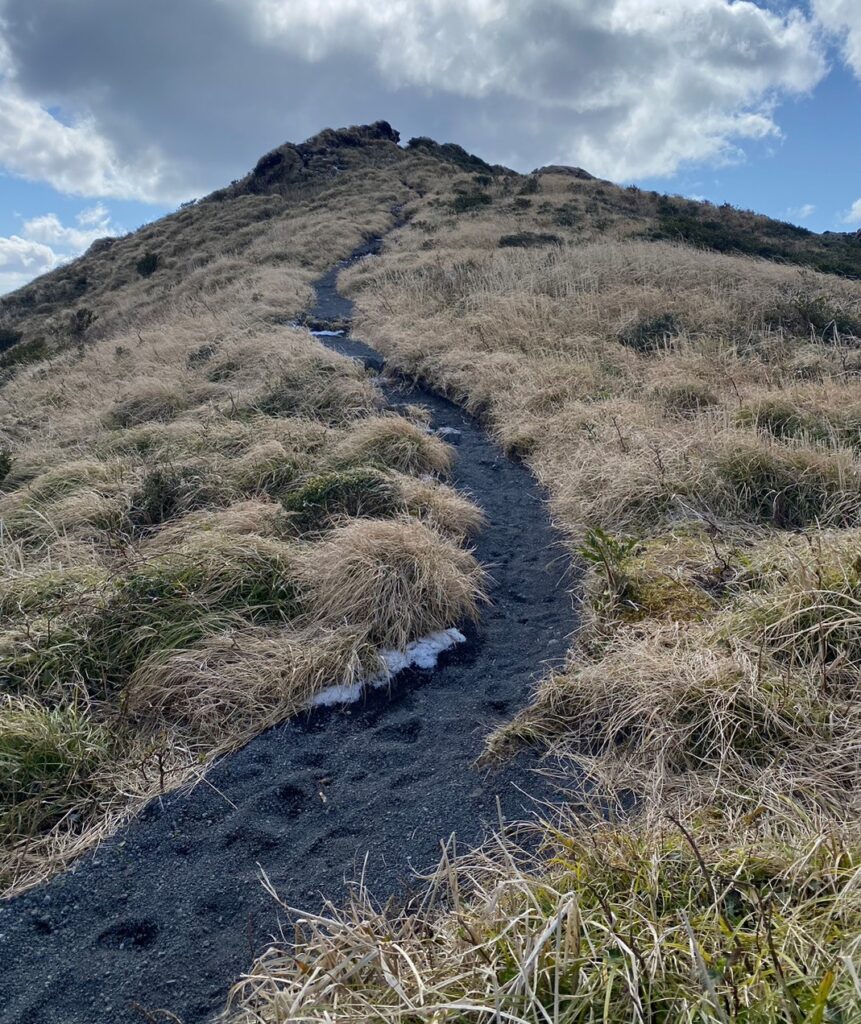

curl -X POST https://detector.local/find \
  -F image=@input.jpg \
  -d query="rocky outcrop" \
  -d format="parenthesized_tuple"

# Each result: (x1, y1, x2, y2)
(532, 164, 595, 179)
(205, 121, 404, 202)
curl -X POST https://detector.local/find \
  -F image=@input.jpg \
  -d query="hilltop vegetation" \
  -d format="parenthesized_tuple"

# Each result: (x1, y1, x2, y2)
(5, 124, 861, 1019)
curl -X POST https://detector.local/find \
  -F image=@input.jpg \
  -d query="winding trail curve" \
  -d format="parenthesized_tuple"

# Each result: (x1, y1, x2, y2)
(0, 244, 576, 1024)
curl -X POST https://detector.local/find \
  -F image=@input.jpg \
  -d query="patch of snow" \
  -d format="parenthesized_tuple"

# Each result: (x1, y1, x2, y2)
(311, 329, 345, 337)
(309, 628, 466, 707)
(436, 426, 461, 438)
(382, 628, 465, 674)
(310, 680, 364, 707)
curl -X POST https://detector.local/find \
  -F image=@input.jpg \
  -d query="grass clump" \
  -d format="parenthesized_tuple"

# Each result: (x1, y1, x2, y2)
(128, 463, 235, 528)
(0, 698, 112, 844)
(228, 441, 299, 496)
(737, 397, 861, 449)
(396, 474, 485, 539)
(0, 566, 107, 618)
(228, 813, 861, 1024)
(710, 440, 861, 528)
(127, 625, 380, 740)
(302, 518, 486, 649)
(0, 537, 305, 701)
(250, 351, 381, 424)
(653, 380, 718, 416)
(498, 231, 561, 248)
(103, 383, 189, 428)
(281, 468, 402, 534)
(332, 416, 454, 475)
(763, 288, 861, 340)
(135, 251, 160, 277)
(451, 192, 493, 214)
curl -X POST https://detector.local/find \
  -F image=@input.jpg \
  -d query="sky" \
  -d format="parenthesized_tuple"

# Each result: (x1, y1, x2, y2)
(1, 0, 860, 294)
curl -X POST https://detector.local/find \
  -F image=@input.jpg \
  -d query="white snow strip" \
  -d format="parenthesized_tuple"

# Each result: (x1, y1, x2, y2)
(311, 329, 345, 337)
(382, 628, 466, 674)
(310, 628, 466, 707)
(310, 680, 365, 707)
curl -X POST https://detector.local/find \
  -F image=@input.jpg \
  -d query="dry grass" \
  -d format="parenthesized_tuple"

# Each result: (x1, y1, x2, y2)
(226, 806, 861, 1024)
(0, 140, 491, 893)
(330, 414, 454, 475)
(300, 517, 487, 650)
(126, 624, 380, 741)
(201, 175, 861, 1022)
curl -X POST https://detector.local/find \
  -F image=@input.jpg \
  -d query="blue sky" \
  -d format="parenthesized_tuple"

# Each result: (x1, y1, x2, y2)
(634, 60, 860, 234)
(1, 0, 860, 293)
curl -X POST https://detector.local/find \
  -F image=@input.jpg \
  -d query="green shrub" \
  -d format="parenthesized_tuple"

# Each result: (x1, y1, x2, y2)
(451, 192, 493, 214)
(0, 327, 22, 353)
(617, 313, 682, 352)
(0, 337, 47, 371)
(498, 232, 561, 249)
(0, 449, 12, 487)
(281, 468, 402, 534)
(135, 251, 160, 277)
(518, 175, 540, 196)
(553, 203, 578, 227)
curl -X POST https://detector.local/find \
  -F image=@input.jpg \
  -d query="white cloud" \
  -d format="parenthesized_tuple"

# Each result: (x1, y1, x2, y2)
(0, 205, 120, 295)
(842, 198, 861, 226)
(0, 0, 830, 197)
(788, 202, 816, 221)
(23, 205, 113, 250)
(239, 0, 827, 179)
(813, 0, 861, 76)
(0, 233, 59, 294)
(0, 85, 169, 201)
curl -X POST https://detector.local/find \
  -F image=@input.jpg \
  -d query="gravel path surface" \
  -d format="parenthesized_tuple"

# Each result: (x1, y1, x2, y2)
(0, 243, 576, 1024)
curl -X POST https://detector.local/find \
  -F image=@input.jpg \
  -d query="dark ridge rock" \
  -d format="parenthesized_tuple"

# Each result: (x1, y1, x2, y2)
(406, 136, 513, 176)
(84, 236, 117, 256)
(206, 121, 404, 202)
(532, 164, 595, 180)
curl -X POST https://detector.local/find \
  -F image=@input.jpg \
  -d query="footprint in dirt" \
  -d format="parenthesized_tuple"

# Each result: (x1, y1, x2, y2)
(374, 716, 422, 744)
(97, 919, 160, 951)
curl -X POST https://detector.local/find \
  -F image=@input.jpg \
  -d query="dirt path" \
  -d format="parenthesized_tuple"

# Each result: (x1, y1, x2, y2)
(0, 245, 576, 1024)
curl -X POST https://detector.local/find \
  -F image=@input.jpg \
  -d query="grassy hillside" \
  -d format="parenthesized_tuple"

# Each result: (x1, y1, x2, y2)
(229, 165, 861, 1020)
(0, 125, 496, 893)
(5, 124, 861, 1019)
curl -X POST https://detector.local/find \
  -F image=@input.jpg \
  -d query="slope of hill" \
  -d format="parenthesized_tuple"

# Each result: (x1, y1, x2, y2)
(3, 123, 861, 1022)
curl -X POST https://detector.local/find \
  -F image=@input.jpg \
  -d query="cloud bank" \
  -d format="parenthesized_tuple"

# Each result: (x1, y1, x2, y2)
(0, 205, 118, 294)
(0, 0, 829, 202)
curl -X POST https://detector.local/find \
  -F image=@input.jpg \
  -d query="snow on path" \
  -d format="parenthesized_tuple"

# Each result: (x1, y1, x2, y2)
(311, 628, 466, 707)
